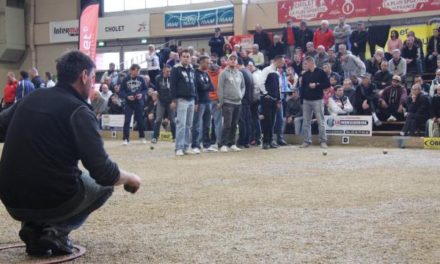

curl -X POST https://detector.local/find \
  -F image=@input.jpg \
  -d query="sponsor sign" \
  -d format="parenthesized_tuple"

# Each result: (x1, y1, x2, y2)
(423, 138, 440, 149)
(49, 14, 150, 43)
(164, 6, 234, 30)
(227, 34, 255, 50)
(278, 0, 440, 23)
(324, 115, 372, 136)
(159, 131, 173, 142)
(101, 115, 133, 130)
(384, 24, 438, 55)
(79, 2, 99, 61)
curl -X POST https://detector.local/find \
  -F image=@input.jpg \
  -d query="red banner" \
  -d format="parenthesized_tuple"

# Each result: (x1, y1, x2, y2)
(278, 0, 440, 24)
(79, 3, 99, 61)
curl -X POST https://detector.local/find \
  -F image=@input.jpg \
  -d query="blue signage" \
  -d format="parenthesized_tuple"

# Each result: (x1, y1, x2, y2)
(164, 6, 234, 30)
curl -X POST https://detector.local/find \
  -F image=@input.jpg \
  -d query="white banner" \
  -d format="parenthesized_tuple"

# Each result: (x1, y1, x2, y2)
(49, 14, 150, 43)
(325, 115, 373, 137)
(101, 114, 133, 130)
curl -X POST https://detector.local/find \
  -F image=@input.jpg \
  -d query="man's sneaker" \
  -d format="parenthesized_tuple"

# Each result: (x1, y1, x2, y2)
(262, 144, 270, 150)
(192, 148, 201, 154)
(277, 140, 288, 146)
(374, 119, 383, 126)
(39, 228, 73, 255)
(206, 145, 218, 152)
(230, 145, 241, 152)
(122, 139, 129, 146)
(220, 146, 228, 153)
(243, 144, 250, 148)
(140, 138, 147, 144)
(320, 142, 328, 149)
(387, 115, 397, 122)
(175, 150, 184, 156)
(299, 142, 310, 148)
(270, 142, 279, 149)
(19, 226, 51, 257)
(151, 138, 158, 144)
(399, 131, 405, 136)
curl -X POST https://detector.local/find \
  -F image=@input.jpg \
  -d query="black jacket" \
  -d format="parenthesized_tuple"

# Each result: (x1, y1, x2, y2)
(350, 30, 368, 55)
(170, 63, 196, 100)
(253, 31, 271, 51)
(296, 28, 314, 52)
(406, 94, 430, 119)
(269, 43, 286, 60)
(0, 84, 119, 213)
(264, 72, 281, 102)
(194, 69, 214, 104)
(240, 68, 254, 105)
(32, 76, 44, 89)
(209, 35, 225, 58)
(431, 95, 440, 118)
(300, 68, 330, 101)
(155, 74, 172, 104)
(120, 75, 148, 103)
(286, 97, 302, 118)
(373, 70, 393, 90)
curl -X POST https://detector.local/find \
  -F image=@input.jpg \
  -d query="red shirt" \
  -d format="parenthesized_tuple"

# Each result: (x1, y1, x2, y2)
(4, 80, 18, 104)
(313, 28, 335, 51)
(287, 28, 295, 46)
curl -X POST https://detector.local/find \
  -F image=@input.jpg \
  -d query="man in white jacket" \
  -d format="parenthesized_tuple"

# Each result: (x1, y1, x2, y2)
(328, 85, 353, 115)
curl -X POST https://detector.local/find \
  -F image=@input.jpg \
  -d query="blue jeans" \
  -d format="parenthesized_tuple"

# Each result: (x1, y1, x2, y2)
(210, 101, 223, 146)
(192, 102, 211, 148)
(274, 103, 284, 142)
(175, 98, 195, 151)
(302, 99, 327, 144)
(123, 101, 145, 141)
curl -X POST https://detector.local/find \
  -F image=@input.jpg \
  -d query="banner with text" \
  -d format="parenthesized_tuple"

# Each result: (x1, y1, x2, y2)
(278, 0, 440, 23)
(164, 6, 234, 30)
(325, 115, 373, 137)
(101, 115, 133, 130)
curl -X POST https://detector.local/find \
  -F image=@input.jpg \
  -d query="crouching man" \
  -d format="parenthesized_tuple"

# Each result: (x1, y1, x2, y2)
(0, 51, 141, 256)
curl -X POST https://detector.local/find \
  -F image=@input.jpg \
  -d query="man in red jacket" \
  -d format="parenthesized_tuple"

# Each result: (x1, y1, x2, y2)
(313, 20, 335, 51)
(2, 72, 18, 110)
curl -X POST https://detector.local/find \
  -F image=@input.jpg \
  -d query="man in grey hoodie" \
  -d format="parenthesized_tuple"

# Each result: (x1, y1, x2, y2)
(341, 53, 366, 79)
(334, 17, 352, 52)
(218, 54, 245, 152)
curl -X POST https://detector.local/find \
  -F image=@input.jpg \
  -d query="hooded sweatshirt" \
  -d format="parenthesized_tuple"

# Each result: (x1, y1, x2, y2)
(218, 67, 245, 105)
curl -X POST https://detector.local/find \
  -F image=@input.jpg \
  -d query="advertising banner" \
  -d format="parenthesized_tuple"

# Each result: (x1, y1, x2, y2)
(423, 138, 440, 149)
(165, 6, 234, 30)
(101, 115, 133, 130)
(79, 2, 99, 61)
(325, 115, 373, 136)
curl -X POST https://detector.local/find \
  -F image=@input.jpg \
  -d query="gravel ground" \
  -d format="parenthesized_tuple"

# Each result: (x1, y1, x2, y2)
(0, 141, 439, 264)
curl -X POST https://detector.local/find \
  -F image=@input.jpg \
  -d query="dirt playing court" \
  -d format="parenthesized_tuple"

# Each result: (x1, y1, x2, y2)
(1, 141, 439, 263)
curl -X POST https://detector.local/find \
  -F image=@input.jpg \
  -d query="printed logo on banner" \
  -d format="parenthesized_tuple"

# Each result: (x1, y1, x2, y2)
(217, 7, 234, 25)
(181, 11, 199, 28)
(199, 9, 217, 27)
(165, 13, 181, 29)
(324, 115, 372, 136)
(382, 0, 429, 12)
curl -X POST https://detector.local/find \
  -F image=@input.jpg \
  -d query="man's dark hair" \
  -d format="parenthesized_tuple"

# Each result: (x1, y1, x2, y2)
(414, 74, 422, 79)
(305, 56, 315, 63)
(20, 70, 29, 79)
(162, 64, 172, 70)
(45, 72, 52, 80)
(181, 49, 190, 56)
(130, 64, 140, 71)
(198, 55, 210, 64)
(273, 55, 285, 61)
(56, 51, 95, 84)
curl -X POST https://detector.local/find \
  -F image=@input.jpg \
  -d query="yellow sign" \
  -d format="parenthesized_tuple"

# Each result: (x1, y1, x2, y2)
(385, 24, 437, 55)
(423, 138, 440, 149)
(159, 131, 173, 142)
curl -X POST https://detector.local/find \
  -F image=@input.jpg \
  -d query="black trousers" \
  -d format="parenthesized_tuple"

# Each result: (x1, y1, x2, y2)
(220, 103, 241, 147)
(261, 99, 277, 144)
(402, 113, 427, 136)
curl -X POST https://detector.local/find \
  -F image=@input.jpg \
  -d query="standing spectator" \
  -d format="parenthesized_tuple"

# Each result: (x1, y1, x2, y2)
(152, 65, 175, 143)
(402, 36, 421, 74)
(300, 56, 330, 148)
(100, 62, 118, 85)
(191, 56, 215, 153)
(427, 27, 440, 72)
(328, 85, 353, 115)
(285, 88, 303, 135)
(207, 63, 223, 148)
(209, 27, 225, 58)
(366, 49, 385, 76)
(314, 45, 329, 69)
(218, 54, 245, 153)
(170, 50, 196, 156)
(342, 79, 356, 110)
(274, 66, 288, 146)
(146, 45, 161, 86)
(341, 53, 366, 79)
(282, 19, 298, 60)
(249, 44, 265, 69)
(401, 84, 430, 136)
(387, 30, 403, 55)
(100, 83, 113, 102)
(333, 17, 351, 52)
(2, 72, 18, 110)
(379, 75, 407, 122)
(313, 20, 334, 51)
(297, 20, 314, 53)
(261, 56, 284, 149)
(253, 24, 271, 58)
(429, 69, 440, 97)
(388, 49, 407, 78)
(29, 68, 44, 89)
(354, 75, 381, 125)
(373, 61, 393, 90)
(120, 64, 148, 145)
(45, 72, 56, 88)
(350, 21, 368, 61)
(16, 71, 35, 102)
(269, 35, 285, 61)
(236, 59, 254, 148)
(247, 62, 263, 146)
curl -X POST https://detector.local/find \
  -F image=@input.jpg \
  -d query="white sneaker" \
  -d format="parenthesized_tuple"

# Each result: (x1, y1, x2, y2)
(206, 145, 218, 152)
(220, 146, 228, 153)
(230, 145, 241, 152)
(185, 149, 196, 155)
(140, 138, 147, 144)
(399, 131, 405, 136)
(123, 139, 129, 146)
(175, 150, 184, 156)
(192, 148, 201, 154)
(387, 115, 397, 122)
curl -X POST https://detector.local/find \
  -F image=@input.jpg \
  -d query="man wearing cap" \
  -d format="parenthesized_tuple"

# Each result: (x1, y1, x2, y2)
(297, 20, 314, 53)
(218, 54, 245, 152)
(350, 21, 368, 62)
(282, 19, 298, 60)
(378, 75, 407, 122)
(209, 28, 225, 58)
